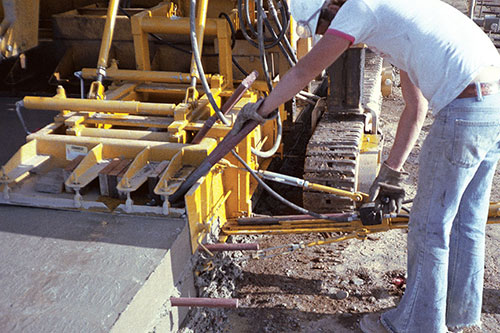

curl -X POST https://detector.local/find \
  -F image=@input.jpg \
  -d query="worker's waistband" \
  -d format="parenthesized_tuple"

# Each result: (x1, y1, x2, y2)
(457, 80, 500, 99)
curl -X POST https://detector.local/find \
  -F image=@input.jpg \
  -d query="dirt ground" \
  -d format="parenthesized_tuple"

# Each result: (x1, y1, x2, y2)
(216, 71, 500, 332)
(181, 1, 500, 332)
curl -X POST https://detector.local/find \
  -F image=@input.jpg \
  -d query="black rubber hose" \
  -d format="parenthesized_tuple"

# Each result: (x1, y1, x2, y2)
(267, 0, 297, 64)
(190, 0, 230, 125)
(257, 1, 273, 92)
(263, 16, 294, 67)
(250, 0, 282, 158)
(231, 150, 355, 222)
(218, 12, 237, 49)
(246, 0, 289, 47)
(237, 0, 288, 49)
(262, 0, 290, 48)
(238, 0, 260, 48)
(232, 56, 250, 76)
(218, 12, 250, 76)
(244, 0, 259, 39)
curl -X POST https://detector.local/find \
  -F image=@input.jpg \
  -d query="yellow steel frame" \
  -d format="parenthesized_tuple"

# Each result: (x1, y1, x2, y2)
(130, 2, 234, 88)
(0, 0, 287, 255)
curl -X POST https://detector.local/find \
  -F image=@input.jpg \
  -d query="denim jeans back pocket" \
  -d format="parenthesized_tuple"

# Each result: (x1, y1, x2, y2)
(448, 119, 500, 168)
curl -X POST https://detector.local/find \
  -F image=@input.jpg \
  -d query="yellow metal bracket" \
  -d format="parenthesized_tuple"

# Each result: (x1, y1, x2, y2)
(88, 81, 106, 100)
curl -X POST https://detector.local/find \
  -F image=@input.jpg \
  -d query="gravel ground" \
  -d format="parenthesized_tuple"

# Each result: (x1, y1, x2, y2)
(217, 72, 500, 333)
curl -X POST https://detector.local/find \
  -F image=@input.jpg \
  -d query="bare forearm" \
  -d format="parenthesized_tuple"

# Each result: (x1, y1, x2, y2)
(385, 70, 428, 171)
(385, 105, 426, 170)
(257, 34, 350, 117)
(259, 64, 318, 117)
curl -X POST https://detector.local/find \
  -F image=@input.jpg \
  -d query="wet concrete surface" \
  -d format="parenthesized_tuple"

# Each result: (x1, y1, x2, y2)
(0, 206, 190, 332)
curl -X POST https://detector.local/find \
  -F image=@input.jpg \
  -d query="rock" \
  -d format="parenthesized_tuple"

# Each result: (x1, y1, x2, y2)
(352, 277, 365, 286)
(335, 290, 349, 300)
(340, 280, 349, 287)
(368, 296, 377, 304)
(326, 287, 338, 294)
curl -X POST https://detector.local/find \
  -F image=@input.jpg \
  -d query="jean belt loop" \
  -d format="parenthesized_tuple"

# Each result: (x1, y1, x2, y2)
(475, 82, 483, 101)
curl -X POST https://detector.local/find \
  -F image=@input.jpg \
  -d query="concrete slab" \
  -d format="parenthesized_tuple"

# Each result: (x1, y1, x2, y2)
(0, 205, 196, 332)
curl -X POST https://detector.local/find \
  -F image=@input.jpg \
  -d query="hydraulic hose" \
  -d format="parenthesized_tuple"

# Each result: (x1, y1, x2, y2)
(237, 0, 289, 49)
(218, 13, 236, 49)
(267, 0, 297, 64)
(263, 15, 295, 67)
(190, 0, 230, 125)
(74, 71, 85, 99)
(250, 1, 282, 158)
(231, 150, 355, 222)
(257, 1, 273, 92)
(218, 12, 250, 76)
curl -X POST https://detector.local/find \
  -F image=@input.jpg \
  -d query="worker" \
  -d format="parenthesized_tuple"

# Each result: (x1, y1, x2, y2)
(232, 0, 500, 332)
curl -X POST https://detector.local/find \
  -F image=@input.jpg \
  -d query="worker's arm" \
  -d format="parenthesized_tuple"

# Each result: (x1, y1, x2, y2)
(257, 33, 351, 117)
(385, 70, 428, 171)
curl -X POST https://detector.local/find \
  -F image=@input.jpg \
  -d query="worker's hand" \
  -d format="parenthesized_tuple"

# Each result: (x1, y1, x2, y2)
(230, 98, 266, 135)
(369, 162, 406, 214)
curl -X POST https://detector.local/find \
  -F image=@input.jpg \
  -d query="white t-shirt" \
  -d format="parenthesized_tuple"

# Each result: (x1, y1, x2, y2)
(327, 0, 500, 113)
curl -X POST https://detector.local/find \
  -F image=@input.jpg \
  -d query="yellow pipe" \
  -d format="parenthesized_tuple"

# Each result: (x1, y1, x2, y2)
(140, 17, 218, 35)
(97, 0, 120, 76)
(190, 0, 210, 80)
(75, 127, 173, 142)
(81, 68, 213, 84)
(306, 183, 367, 202)
(22, 97, 177, 116)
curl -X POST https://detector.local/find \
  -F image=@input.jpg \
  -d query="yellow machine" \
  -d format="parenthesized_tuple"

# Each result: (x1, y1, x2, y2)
(0, 0, 498, 259)
(0, 0, 297, 254)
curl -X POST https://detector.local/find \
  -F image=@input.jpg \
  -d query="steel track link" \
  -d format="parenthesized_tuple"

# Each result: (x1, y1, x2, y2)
(303, 51, 383, 213)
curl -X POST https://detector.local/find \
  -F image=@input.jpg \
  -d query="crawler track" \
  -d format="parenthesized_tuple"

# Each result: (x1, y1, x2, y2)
(303, 50, 383, 213)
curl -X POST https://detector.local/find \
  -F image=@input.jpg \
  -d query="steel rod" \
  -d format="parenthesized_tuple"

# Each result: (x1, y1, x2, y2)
(191, 70, 258, 144)
(203, 243, 259, 251)
(81, 68, 207, 84)
(168, 118, 259, 203)
(170, 297, 239, 308)
(237, 213, 356, 225)
(96, 0, 120, 80)
(23, 97, 176, 116)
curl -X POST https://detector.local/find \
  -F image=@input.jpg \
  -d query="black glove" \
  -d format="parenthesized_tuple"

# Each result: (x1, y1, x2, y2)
(368, 162, 406, 214)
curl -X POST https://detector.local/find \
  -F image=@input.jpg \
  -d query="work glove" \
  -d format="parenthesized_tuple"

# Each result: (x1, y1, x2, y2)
(230, 98, 269, 135)
(368, 162, 406, 214)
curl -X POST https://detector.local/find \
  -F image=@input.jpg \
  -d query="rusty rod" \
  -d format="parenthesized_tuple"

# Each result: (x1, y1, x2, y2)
(203, 243, 259, 251)
(170, 297, 239, 308)
(237, 213, 356, 225)
(191, 70, 258, 144)
(169, 118, 259, 203)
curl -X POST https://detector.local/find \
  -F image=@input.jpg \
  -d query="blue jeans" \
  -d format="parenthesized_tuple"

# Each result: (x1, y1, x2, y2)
(381, 93, 500, 333)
